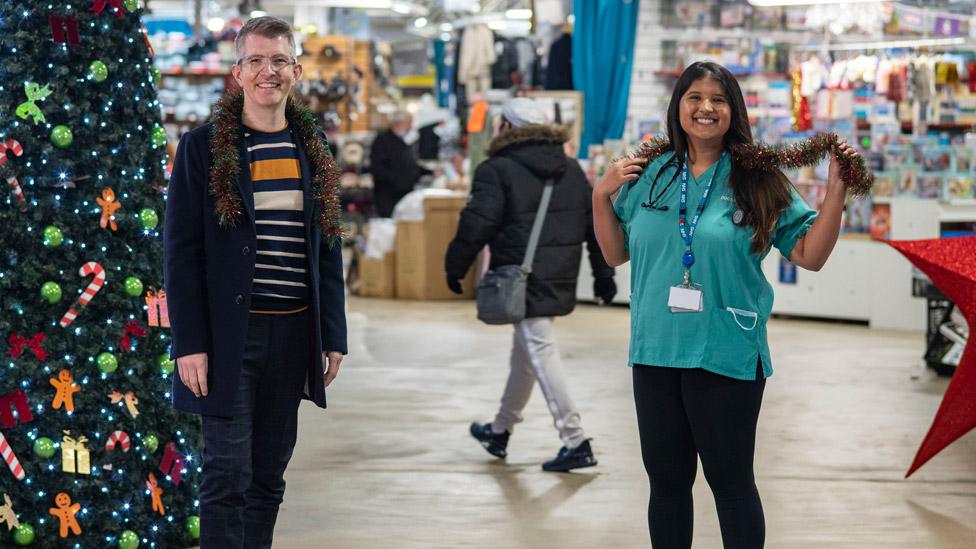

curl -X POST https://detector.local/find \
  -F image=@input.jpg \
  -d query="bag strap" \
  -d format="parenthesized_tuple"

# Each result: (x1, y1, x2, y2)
(522, 179, 554, 272)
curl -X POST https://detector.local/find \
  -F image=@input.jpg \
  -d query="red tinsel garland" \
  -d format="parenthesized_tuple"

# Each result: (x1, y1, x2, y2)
(208, 92, 344, 243)
(632, 132, 874, 197)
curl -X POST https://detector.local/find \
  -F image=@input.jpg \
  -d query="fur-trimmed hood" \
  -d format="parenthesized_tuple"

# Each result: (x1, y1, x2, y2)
(488, 124, 570, 156)
(487, 124, 571, 180)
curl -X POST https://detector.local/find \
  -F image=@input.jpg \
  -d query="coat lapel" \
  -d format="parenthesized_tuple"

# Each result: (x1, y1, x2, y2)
(295, 134, 315, 229)
(236, 132, 256, 227)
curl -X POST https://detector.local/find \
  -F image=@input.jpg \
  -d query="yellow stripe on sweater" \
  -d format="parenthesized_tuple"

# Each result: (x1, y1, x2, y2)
(250, 158, 300, 181)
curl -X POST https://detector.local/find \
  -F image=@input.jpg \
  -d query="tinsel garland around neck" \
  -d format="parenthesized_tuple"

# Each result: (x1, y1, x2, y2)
(208, 91, 344, 241)
(631, 132, 874, 198)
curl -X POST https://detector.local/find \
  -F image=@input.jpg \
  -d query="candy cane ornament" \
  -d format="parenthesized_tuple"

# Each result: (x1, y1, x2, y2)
(0, 140, 27, 210)
(104, 430, 130, 453)
(0, 139, 23, 166)
(59, 262, 106, 328)
(0, 431, 26, 481)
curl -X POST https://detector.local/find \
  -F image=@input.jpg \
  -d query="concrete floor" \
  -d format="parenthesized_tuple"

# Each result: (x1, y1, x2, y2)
(274, 297, 976, 548)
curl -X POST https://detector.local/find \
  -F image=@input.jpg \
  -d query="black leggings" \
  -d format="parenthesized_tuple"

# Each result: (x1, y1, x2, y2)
(633, 364, 766, 549)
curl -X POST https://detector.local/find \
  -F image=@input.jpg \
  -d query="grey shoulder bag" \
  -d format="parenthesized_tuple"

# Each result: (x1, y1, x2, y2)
(476, 180, 554, 325)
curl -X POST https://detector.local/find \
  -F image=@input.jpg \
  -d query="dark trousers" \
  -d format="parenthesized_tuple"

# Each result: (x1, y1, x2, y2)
(200, 311, 311, 549)
(633, 364, 766, 549)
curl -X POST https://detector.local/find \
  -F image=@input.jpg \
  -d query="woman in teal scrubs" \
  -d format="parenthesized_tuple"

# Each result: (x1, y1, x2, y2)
(592, 61, 859, 548)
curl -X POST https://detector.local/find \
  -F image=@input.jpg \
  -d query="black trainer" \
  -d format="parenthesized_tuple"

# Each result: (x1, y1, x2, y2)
(542, 439, 597, 472)
(469, 422, 510, 459)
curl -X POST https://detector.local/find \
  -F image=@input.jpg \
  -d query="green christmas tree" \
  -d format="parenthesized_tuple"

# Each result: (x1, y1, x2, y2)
(0, 0, 201, 546)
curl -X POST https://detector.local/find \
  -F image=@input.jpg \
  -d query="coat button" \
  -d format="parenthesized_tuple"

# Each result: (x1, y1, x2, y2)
(235, 295, 244, 305)
(242, 246, 250, 255)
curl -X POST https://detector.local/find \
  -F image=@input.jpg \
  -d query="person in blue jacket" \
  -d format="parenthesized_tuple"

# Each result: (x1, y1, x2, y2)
(592, 61, 859, 548)
(163, 16, 347, 548)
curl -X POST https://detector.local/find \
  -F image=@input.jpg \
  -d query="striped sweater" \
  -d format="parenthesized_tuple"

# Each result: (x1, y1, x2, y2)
(245, 125, 309, 312)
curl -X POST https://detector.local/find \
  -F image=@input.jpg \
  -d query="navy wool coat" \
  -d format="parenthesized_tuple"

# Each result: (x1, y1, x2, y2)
(163, 123, 347, 417)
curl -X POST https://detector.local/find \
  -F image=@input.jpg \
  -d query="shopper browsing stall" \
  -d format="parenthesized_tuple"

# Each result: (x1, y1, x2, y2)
(164, 16, 347, 548)
(370, 111, 433, 217)
(592, 61, 860, 548)
(446, 97, 617, 472)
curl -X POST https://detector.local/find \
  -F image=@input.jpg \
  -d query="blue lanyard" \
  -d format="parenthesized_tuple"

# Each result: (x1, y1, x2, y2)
(678, 152, 725, 274)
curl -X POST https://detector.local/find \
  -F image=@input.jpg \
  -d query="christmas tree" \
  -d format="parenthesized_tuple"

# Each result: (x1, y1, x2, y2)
(0, 0, 201, 546)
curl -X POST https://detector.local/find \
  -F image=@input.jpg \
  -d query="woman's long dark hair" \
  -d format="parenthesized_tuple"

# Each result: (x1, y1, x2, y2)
(666, 61, 793, 254)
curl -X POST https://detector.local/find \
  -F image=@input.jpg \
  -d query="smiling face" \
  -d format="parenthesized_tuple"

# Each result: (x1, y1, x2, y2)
(55, 492, 70, 507)
(231, 33, 302, 113)
(59, 370, 72, 383)
(678, 76, 732, 150)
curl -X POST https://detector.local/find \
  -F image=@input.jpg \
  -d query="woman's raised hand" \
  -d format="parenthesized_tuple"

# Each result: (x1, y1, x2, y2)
(595, 157, 648, 198)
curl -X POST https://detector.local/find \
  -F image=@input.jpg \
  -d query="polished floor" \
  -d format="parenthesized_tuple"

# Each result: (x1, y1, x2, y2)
(273, 297, 976, 548)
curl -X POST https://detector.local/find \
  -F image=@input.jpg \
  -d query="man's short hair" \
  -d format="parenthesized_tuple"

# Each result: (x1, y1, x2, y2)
(389, 110, 412, 126)
(235, 16, 296, 60)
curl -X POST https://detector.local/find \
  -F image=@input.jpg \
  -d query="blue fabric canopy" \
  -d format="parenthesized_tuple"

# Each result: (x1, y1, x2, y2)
(572, 0, 640, 158)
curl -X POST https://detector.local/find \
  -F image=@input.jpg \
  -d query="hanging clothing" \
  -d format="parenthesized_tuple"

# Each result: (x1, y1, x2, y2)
(458, 23, 496, 95)
(491, 35, 520, 89)
(513, 37, 538, 87)
(545, 32, 573, 90)
(417, 123, 441, 160)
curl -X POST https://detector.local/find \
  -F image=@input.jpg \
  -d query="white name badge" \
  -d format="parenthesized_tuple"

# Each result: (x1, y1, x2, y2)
(668, 285, 703, 313)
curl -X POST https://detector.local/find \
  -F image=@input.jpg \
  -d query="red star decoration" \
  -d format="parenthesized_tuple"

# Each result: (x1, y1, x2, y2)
(887, 236, 976, 477)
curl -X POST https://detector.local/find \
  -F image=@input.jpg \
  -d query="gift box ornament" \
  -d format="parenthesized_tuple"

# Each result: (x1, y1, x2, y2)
(61, 431, 91, 475)
(145, 290, 170, 328)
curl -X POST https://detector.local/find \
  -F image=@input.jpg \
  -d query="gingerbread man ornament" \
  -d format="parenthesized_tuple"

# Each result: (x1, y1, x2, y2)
(96, 187, 121, 231)
(147, 472, 165, 516)
(50, 369, 80, 412)
(48, 492, 81, 538)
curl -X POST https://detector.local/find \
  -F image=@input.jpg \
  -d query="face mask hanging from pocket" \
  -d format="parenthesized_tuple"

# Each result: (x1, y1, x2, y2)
(726, 307, 759, 331)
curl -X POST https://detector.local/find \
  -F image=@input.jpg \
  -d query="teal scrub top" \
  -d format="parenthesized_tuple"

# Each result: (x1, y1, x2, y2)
(614, 151, 817, 380)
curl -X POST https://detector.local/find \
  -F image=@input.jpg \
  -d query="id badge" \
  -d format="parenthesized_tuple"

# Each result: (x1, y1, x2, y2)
(668, 284, 703, 313)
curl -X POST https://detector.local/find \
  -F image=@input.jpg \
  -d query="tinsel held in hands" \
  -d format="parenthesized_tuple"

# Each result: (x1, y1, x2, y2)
(632, 132, 874, 198)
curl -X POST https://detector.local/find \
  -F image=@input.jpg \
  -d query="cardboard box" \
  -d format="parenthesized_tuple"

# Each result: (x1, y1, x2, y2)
(395, 196, 475, 300)
(356, 251, 396, 298)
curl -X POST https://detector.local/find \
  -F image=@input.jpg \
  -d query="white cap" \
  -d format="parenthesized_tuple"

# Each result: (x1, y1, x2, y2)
(501, 97, 546, 128)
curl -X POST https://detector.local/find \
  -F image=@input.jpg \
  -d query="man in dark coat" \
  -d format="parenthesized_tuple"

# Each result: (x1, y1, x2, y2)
(445, 97, 616, 472)
(370, 111, 432, 217)
(163, 17, 347, 548)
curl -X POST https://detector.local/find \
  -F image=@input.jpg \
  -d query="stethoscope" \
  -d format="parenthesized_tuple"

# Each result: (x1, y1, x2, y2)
(640, 156, 745, 225)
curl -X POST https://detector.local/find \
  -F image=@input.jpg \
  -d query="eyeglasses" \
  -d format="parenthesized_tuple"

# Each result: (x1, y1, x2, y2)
(237, 55, 296, 72)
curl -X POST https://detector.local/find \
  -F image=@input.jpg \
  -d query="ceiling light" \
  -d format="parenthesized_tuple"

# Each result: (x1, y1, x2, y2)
(250, 9, 267, 17)
(748, 0, 883, 5)
(439, 23, 454, 32)
(392, 2, 411, 14)
(488, 20, 507, 31)
(414, 16, 428, 28)
(505, 9, 532, 20)
(207, 17, 225, 32)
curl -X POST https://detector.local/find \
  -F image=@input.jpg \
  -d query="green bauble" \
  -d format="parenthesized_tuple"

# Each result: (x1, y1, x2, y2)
(124, 276, 144, 297)
(51, 125, 73, 148)
(151, 67, 162, 87)
(139, 208, 159, 228)
(97, 351, 118, 374)
(124, 0, 139, 11)
(43, 225, 63, 247)
(89, 60, 108, 82)
(13, 523, 35, 545)
(40, 281, 62, 304)
(33, 437, 56, 459)
(158, 353, 175, 375)
(186, 516, 201, 540)
(118, 530, 140, 549)
(143, 434, 159, 454)
(151, 125, 167, 147)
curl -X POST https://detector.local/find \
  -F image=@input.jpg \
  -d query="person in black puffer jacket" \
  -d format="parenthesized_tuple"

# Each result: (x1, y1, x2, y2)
(445, 97, 616, 473)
